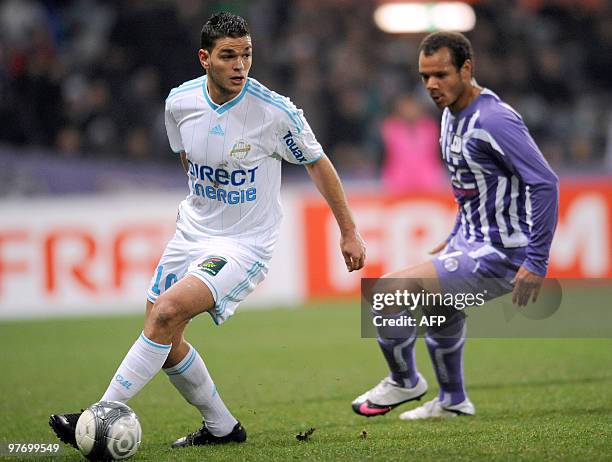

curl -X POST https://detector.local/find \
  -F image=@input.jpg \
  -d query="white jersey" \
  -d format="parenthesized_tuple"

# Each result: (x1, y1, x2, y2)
(165, 75, 323, 259)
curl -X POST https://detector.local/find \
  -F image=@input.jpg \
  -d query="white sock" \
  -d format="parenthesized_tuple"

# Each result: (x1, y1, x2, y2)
(164, 345, 237, 436)
(100, 332, 171, 403)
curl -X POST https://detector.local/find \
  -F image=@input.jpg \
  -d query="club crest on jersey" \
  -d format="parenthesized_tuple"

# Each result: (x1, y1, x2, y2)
(230, 140, 252, 163)
(450, 135, 463, 155)
(443, 257, 459, 272)
(198, 256, 228, 276)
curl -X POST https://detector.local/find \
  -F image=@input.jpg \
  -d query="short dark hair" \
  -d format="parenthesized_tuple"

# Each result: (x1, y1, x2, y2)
(418, 31, 474, 71)
(200, 12, 250, 50)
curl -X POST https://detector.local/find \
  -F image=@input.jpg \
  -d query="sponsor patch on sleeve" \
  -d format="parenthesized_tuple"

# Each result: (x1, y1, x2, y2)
(198, 256, 228, 276)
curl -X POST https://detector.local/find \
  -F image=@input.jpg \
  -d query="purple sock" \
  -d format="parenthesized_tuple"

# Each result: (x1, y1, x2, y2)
(425, 311, 467, 405)
(375, 310, 419, 388)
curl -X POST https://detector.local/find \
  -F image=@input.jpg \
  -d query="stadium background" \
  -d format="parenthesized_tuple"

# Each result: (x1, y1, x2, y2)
(1, 2, 611, 461)
(1, 0, 610, 318)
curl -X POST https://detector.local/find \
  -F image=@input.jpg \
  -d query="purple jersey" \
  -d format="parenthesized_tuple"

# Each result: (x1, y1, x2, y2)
(440, 88, 559, 276)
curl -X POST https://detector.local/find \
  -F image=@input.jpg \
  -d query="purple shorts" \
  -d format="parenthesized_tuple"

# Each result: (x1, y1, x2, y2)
(432, 233, 526, 300)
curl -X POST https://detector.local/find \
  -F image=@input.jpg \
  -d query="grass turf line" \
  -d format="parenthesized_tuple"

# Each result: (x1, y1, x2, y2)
(1, 302, 611, 461)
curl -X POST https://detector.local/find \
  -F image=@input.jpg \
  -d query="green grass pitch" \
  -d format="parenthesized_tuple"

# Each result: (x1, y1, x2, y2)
(1, 302, 611, 461)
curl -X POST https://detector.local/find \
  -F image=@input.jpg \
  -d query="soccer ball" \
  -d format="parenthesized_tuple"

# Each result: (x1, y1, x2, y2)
(75, 401, 141, 461)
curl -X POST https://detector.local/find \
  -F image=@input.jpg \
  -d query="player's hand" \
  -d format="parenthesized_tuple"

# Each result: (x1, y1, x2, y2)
(429, 240, 448, 255)
(340, 231, 366, 272)
(511, 266, 544, 307)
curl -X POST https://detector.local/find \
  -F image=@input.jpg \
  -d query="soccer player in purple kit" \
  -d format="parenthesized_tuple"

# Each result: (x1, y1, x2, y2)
(352, 31, 559, 419)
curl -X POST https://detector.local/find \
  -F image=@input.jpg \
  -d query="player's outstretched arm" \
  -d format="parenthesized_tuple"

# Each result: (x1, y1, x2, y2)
(305, 155, 366, 272)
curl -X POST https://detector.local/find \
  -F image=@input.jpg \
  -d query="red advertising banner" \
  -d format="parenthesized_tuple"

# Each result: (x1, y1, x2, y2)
(0, 182, 609, 317)
(304, 182, 612, 299)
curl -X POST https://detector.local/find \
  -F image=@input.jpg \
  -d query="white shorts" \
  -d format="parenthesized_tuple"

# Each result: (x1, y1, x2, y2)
(146, 230, 268, 325)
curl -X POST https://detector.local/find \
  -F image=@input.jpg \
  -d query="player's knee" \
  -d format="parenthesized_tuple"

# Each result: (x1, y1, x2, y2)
(149, 297, 184, 334)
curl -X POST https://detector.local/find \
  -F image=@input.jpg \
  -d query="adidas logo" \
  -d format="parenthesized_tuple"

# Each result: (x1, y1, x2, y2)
(209, 124, 225, 136)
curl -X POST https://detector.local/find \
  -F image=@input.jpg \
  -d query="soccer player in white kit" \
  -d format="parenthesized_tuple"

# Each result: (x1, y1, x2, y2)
(49, 12, 366, 449)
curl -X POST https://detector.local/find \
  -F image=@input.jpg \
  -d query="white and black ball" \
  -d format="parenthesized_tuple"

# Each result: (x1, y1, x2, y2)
(75, 401, 141, 461)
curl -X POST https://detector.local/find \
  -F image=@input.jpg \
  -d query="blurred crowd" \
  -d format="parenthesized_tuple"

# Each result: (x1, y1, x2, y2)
(1, 0, 611, 189)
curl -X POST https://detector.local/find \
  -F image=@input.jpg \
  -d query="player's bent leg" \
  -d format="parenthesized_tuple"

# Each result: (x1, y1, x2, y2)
(399, 246, 491, 421)
(382, 259, 441, 292)
(399, 308, 475, 421)
(166, 338, 243, 444)
(353, 261, 439, 417)
(49, 294, 183, 448)
(165, 335, 243, 442)
(425, 307, 470, 406)
(165, 252, 268, 446)
(144, 274, 215, 345)
(147, 276, 245, 445)
(100, 277, 213, 405)
(50, 257, 221, 448)
(145, 299, 191, 369)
